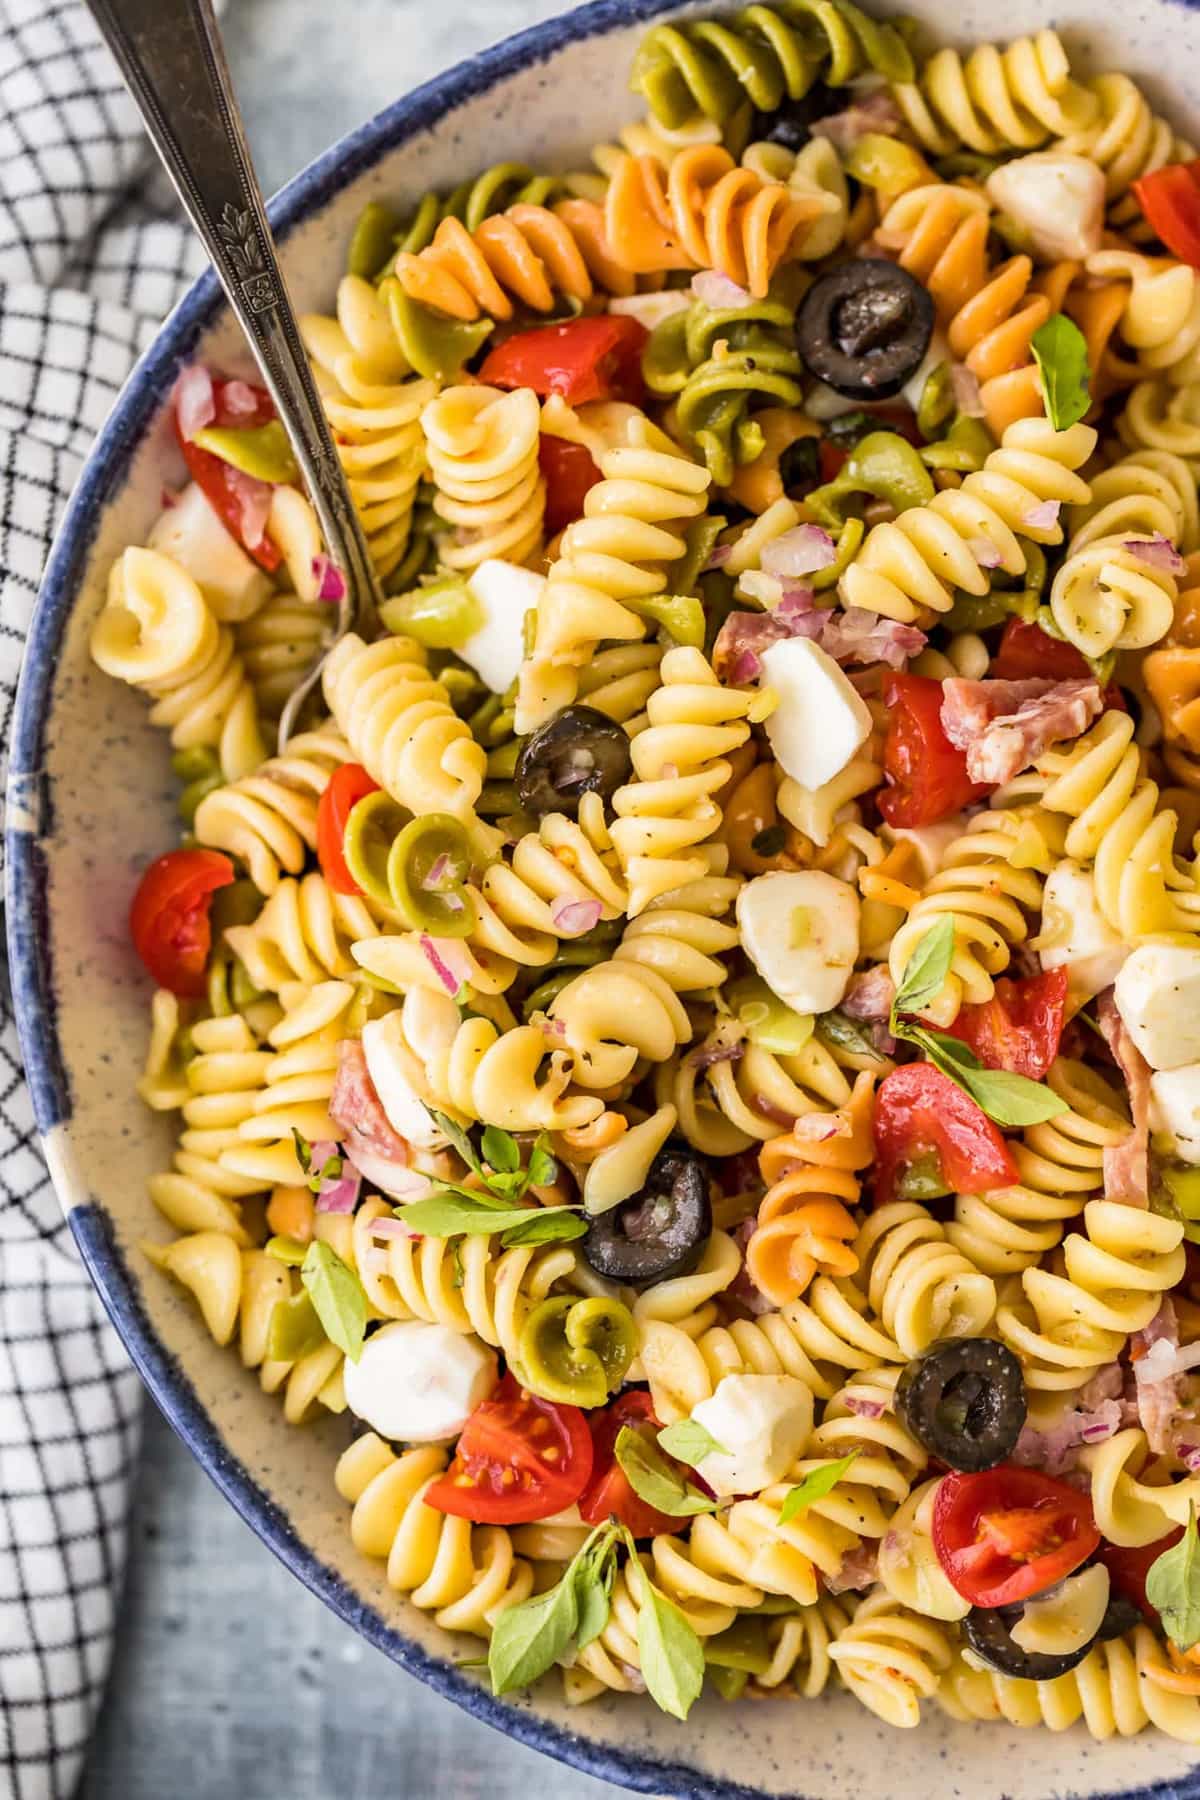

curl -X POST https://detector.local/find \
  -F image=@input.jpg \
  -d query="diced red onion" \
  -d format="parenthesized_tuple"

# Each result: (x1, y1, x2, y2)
(368, 1216, 413, 1240)
(950, 363, 984, 418)
(1181, 1445, 1200, 1474)
(222, 379, 261, 418)
(442, 893, 465, 913)
(811, 93, 903, 153)
(968, 536, 1003, 569)
(819, 607, 926, 670)
(774, 584, 820, 622)
(1125, 533, 1187, 576)
(224, 464, 272, 550)
(174, 364, 215, 442)
(312, 554, 348, 603)
(704, 543, 732, 572)
(1021, 500, 1061, 531)
(420, 934, 465, 996)
(316, 1162, 362, 1215)
(350, 1146, 431, 1202)
(551, 897, 603, 937)
(1079, 1417, 1118, 1443)
(762, 525, 838, 579)
(1135, 1337, 1200, 1382)
(687, 1037, 744, 1072)
(844, 1394, 886, 1419)
(422, 854, 451, 891)
(160, 485, 179, 511)
(691, 269, 752, 310)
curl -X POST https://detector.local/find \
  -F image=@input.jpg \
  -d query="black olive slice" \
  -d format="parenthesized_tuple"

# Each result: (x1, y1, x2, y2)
(753, 81, 839, 151)
(1094, 1590, 1142, 1642)
(795, 260, 934, 401)
(895, 1337, 1026, 1471)
(515, 705, 633, 818)
(963, 1605, 1093, 1682)
(582, 1146, 712, 1288)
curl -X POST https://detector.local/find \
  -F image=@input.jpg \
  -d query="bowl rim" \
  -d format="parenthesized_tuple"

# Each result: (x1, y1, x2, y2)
(5, 0, 1199, 1793)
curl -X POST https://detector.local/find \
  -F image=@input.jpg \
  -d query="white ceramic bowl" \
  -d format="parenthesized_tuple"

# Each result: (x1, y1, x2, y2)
(10, 2, 1200, 1793)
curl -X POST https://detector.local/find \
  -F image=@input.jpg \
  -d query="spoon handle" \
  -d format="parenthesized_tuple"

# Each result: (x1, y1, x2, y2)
(85, 0, 382, 650)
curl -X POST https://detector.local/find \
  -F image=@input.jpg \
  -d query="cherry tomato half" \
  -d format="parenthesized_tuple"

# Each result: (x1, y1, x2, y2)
(1101, 1530, 1184, 1626)
(578, 1390, 685, 1539)
(872, 1063, 1019, 1208)
(990, 618, 1091, 683)
(944, 967, 1068, 1081)
(480, 315, 649, 406)
(425, 1373, 594, 1524)
(129, 848, 235, 997)
(175, 374, 282, 570)
(1133, 160, 1200, 269)
(879, 673, 992, 828)
(538, 435, 602, 535)
(933, 1466, 1100, 1608)
(316, 764, 380, 896)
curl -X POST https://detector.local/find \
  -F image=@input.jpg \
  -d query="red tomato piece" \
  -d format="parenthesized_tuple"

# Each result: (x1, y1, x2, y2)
(480, 315, 649, 406)
(1101, 1530, 1184, 1626)
(818, 439, 849, 483)
(129, 848, 235, 998)
(991, 618, 1090, 683)
(538, 435, 602, 535)
(872, 1063, 1020, 1207)
(316, 763, 380, 896)
(175, 374, 282, 571)
(933, 1467, 1101, 1608)
(943, 967, 1068, 1081)
(578, 1390, 685, 1539)
(1133, 160, 1200, 269)
(878, 673, 992, 828)
(425, 1374, 594, 1523)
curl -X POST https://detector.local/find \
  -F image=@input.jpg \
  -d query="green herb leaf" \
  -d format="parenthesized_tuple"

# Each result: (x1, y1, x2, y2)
(573, 1533, 618, 1651)
(485, 1169, 529, 1199)
(488, 1571, 580, 1694)
(481, 1124, 521, 1174)
(816, 1009, 887, 1064)
(526, 1136, 558, 1188)
(431, 1109, 482, 1175)
(777, 1451, 862, 1526)
(498, 1210, 588, 1248)
(291, 1127, 312, 1176)
(1147, 1504, 1200, 1651)
(614, 1427, 718, 1517)
(1030, 314, 1091, 432)
(907, 1025, 1068, 1126)
(635, 1576, 706, 1720)
(891, 917, 955, 1027)
(300, 1240, 367, 1363)
(657, 1419, 728, 1468)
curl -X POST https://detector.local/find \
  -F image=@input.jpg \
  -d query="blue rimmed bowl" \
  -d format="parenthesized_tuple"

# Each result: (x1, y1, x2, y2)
(10, 1, 1200, 1794)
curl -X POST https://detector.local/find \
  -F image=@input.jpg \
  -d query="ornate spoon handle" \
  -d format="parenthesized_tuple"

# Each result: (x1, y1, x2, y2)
(85, 0, 382, 739)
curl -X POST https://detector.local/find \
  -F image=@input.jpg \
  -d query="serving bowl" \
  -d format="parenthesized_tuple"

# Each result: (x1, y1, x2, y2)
(11, 0, 1200, 1793)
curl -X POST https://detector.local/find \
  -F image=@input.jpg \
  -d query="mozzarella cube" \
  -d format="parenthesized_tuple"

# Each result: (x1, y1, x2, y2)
(343, 1320, 498, 1442)
(1151, 1064, 1200, 1163)
(1115, 944, 1200, 1071)
(986, 153, 1105, 262)
(901, 327, 951, 414)
(361, 1014, 449, 1150)
(691, 1375, 814, 1498)
(461, 559, 545, 694)
(1038, 859, 1129, 1004)
(737, 870, 860, 1015)
(148, 482, 271, 621)
(1011, 1565, 1110, 1657)
(760, 638, 873, 792)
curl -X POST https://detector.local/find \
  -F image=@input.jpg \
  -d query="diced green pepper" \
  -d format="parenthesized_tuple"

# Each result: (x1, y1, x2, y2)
(516, 1294, 637, 1408)
(191, 421, 299, 486)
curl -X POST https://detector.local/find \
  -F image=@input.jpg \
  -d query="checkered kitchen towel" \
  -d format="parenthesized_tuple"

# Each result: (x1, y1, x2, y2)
(0, 2, 208, 1793)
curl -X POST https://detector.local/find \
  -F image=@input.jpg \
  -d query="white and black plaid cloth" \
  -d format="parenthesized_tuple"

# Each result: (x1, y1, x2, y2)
(0, 2, 207, 1794)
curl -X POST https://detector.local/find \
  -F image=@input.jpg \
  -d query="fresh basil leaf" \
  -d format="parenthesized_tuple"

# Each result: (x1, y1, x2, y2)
(891, 917, 955, 1026)
(431, 1109, 482, 1175)
(485, 1169, 528, 1199)
(636, 1577, 705, 1720)
(499, 1210, 589, 1248)
(397, 1192, 584, 1240)
(657, 1419, 728, 1468)
(573, 1537, 618, 1651)
(527, 1137, 558, 1188)
(1030, 313, 1091, 432)
(300, 1240, 367, 1363)
(481, 1124, 521, 1174)
(488, 1570, 579, 1694)
(1147, 1503, 1200, 1651)
(614, 1427, 718, 1517)
(777, 1451, 862, 1526)
(816, 1008, 887, 1064)
(913, 1025, 1068, 1126)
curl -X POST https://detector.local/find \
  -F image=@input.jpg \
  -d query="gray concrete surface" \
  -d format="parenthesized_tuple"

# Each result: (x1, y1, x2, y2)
(79, 2, 628, 1792)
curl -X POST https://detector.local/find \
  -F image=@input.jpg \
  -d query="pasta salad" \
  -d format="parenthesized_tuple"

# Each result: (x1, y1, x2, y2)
(90, 0, 1200, 1740)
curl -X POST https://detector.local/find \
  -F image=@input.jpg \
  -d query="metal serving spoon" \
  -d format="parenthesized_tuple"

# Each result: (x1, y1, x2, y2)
(85, 0, 384, 748)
